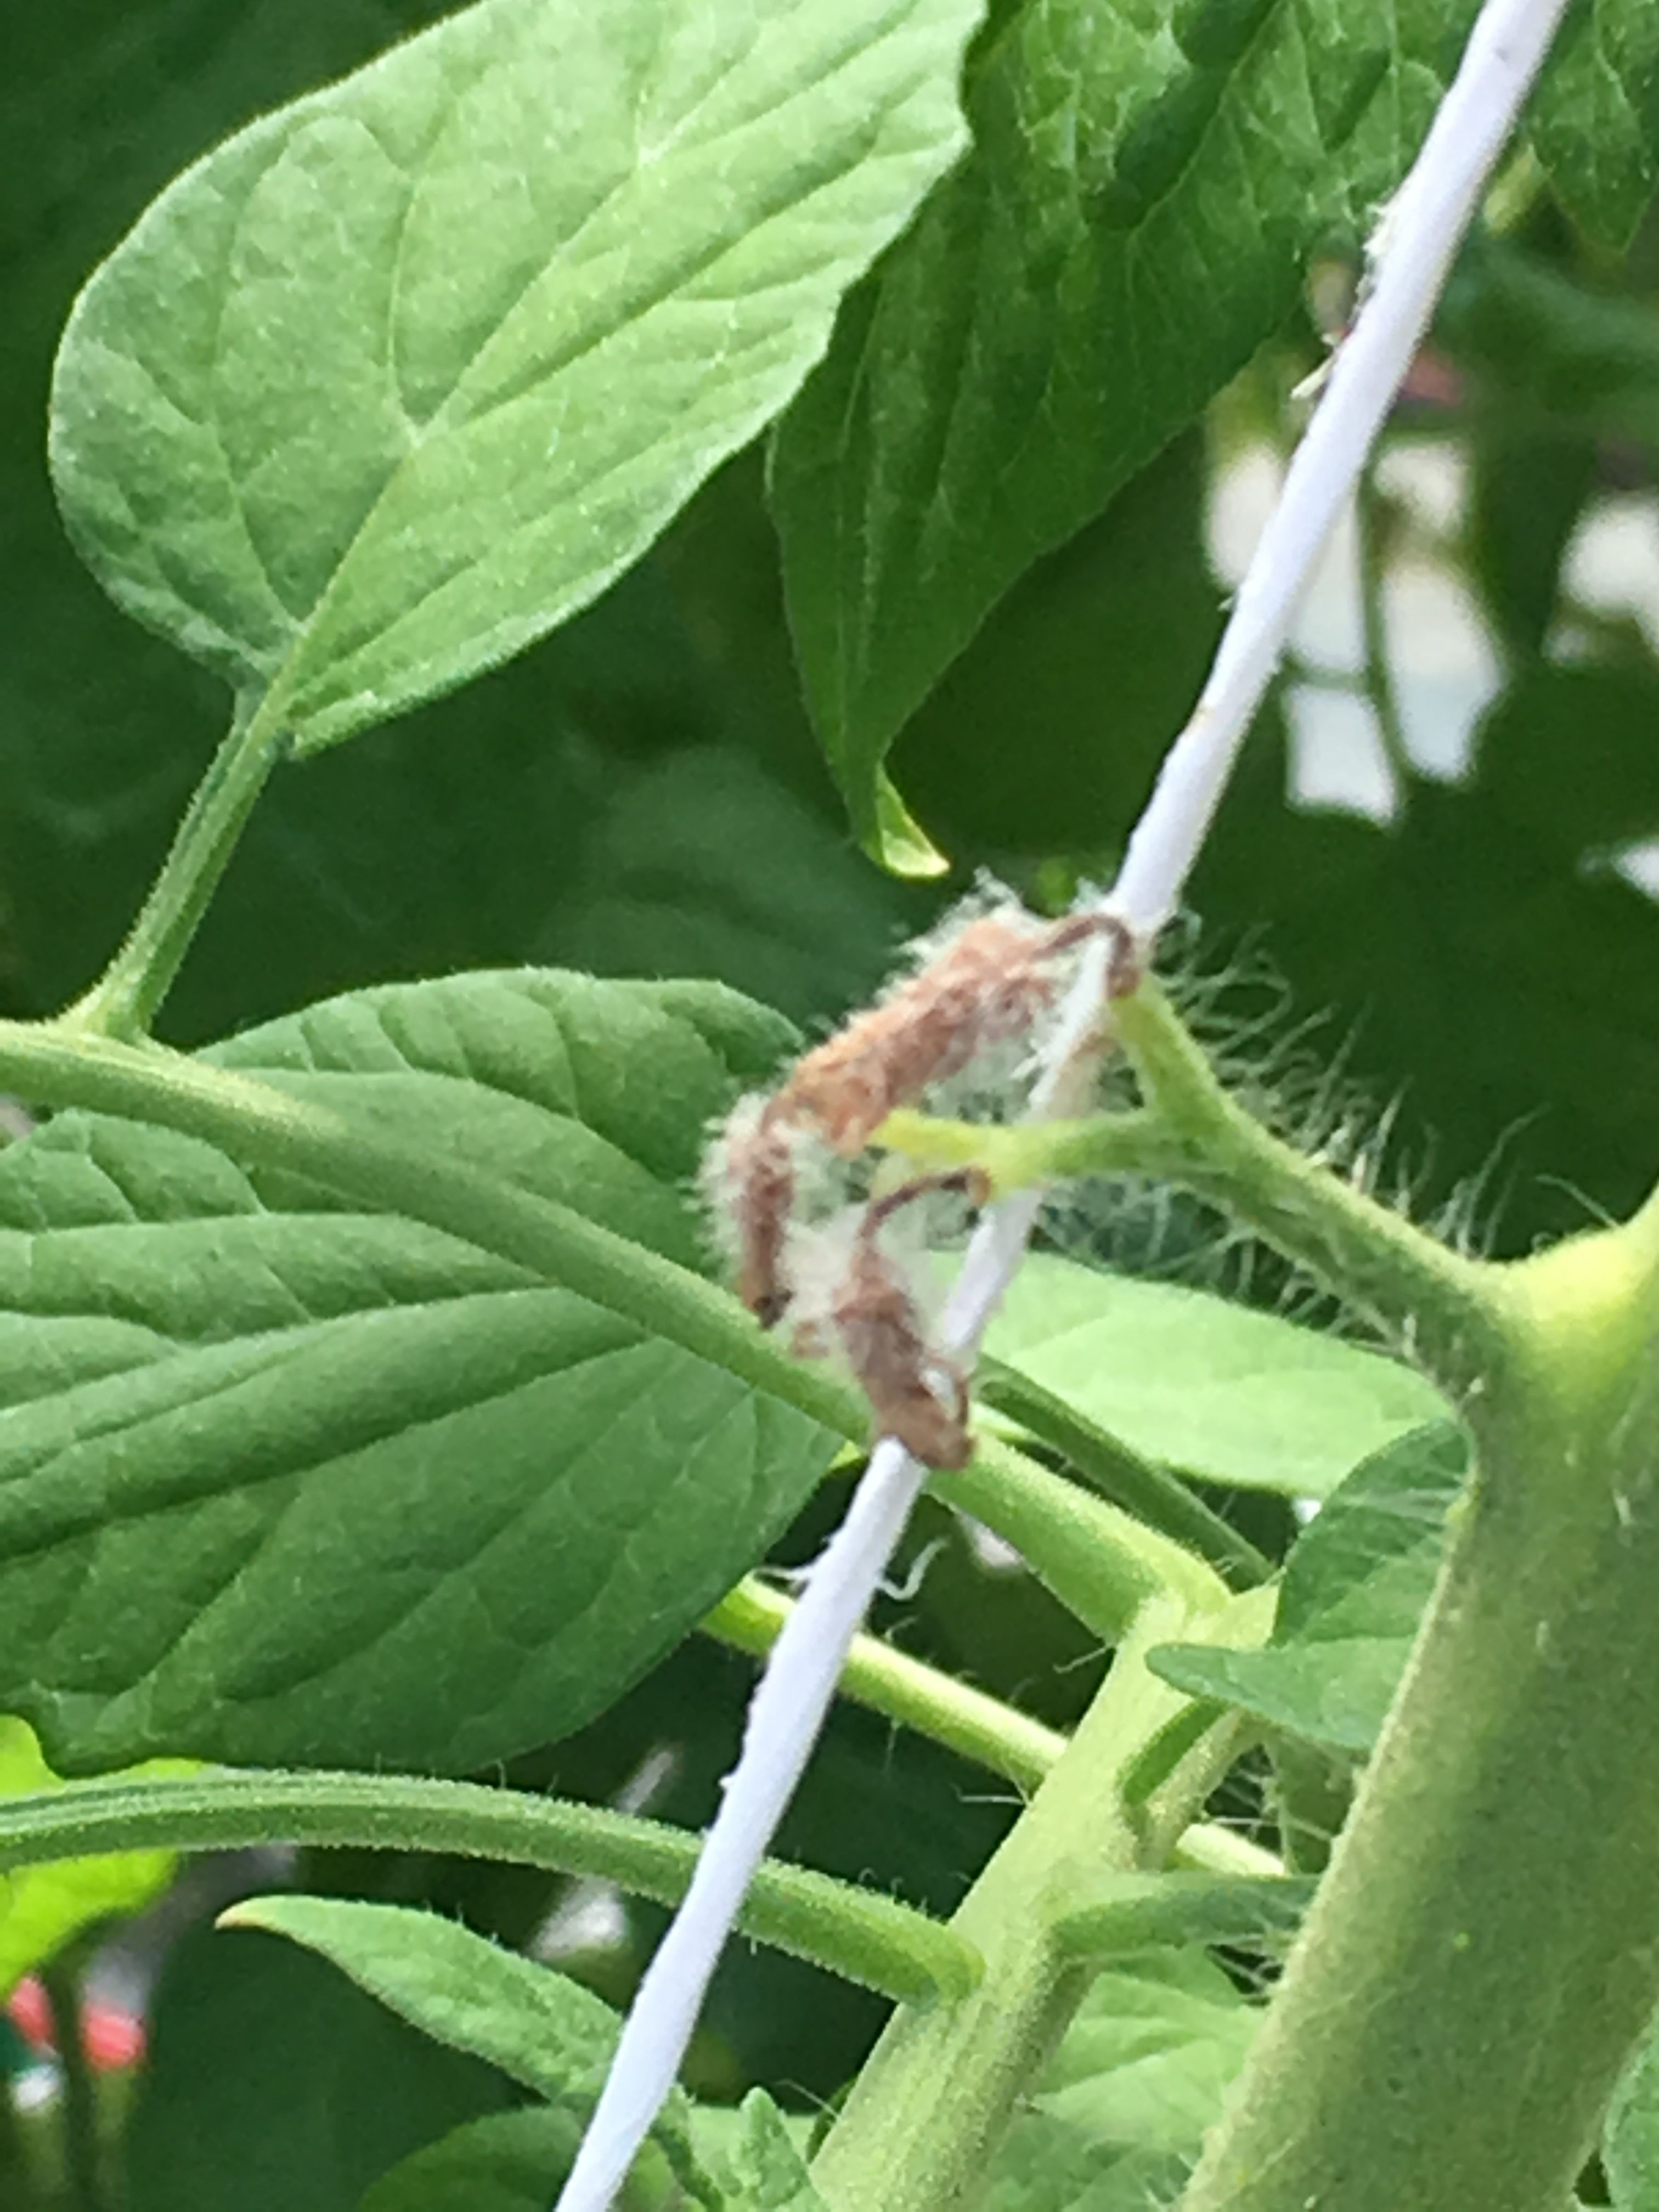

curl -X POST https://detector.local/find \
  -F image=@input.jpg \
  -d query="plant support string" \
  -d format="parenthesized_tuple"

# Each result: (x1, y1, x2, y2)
(552, 3, 1572, 2203)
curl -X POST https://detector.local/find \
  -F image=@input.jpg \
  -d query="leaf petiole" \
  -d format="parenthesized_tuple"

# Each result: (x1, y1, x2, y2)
(702, 1575, 1068, 1792)
(54, 687, 289, 1043)
(0, 1769, 980, 2008)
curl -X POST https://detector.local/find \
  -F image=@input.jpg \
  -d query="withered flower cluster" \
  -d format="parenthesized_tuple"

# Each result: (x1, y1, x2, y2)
(706, 895, 1138, 1468)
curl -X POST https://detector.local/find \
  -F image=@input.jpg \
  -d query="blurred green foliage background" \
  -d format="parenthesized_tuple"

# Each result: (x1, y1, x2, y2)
(4, 4, 1659, 2194)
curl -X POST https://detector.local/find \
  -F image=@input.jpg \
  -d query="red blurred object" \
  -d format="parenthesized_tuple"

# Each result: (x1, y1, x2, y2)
(7, 1976, 145, 2069)
(8, 1978, 49, 2049)
(1397, 344, 1465, 411)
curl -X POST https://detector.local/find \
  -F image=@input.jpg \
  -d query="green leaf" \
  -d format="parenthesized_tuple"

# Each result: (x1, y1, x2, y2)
(1528, 0, 1659, 251)
(886, 435, 1223, 866)
(705, 2092, 830, 2210)
(1272, 1422, 1466, 1640)
(224, 1893, 623, 2103)
(1606, 1997, 1659, 2210)
(358, 2109, 590, 2212)
(0, 1717, 183, 1996)
(980, 1254, 1449, 1498)
(770, 0, 1466, 858)
(0, 969, 842, 1774)
(123, 1922, 513, 2212)
(979, 1951, 1259, 2210)
(1149, 1635, 1406, 1756)
(50, 0, 987, 753)
(1149, 1423, 1466, 1753)
(228, 1895, 716, 2204)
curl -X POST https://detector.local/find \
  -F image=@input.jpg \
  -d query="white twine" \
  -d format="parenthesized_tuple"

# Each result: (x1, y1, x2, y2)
(553, 4, 1571, 2202)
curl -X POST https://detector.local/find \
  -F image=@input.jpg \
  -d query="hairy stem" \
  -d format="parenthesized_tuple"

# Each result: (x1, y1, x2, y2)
(975, 1359, 1274, 1589)
(55, 692, 287, 1042)
(0, 1770, 978, 2007)
(933, 1431, 1228, 1630)
(887, 985, 1509, 1402)
(1115, 987, 1507, 1393)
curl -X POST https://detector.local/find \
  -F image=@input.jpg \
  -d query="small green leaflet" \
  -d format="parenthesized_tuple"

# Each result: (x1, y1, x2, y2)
(982, 1254, 1449, 1499)
(979, 1950, 1260, 2210)
(1150, 1423, 1468, 1754)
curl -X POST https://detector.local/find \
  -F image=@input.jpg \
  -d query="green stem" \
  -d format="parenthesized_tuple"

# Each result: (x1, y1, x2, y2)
(702, 1577, 1068, 1792)
(0, 1770, 978, 2007)
(703, 1580, 1276, 1877)
(1050, 1871, 1316, 1961)
(1170, 1821, 1284, 1880)
(933, 1431, 1228, 1632)
(1118, 986, 1508, 1394)
(975, 1359, 1274, 1589)
(40, 1965, 105, 2212)
(1177, 1208, 1659, 2210)
(809, 1586, 1273, 2212)
(55, 692, 287, 1042)
(887, 988, 1509, 1401)
(1358, 472, 1414, 788)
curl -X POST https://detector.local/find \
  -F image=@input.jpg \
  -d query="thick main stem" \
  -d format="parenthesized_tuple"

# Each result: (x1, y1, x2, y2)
(1178, 1214, 1659, 2210)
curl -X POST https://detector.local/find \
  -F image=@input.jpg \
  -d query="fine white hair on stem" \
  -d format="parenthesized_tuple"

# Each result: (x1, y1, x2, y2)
(551, 5, 1570, 2204)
